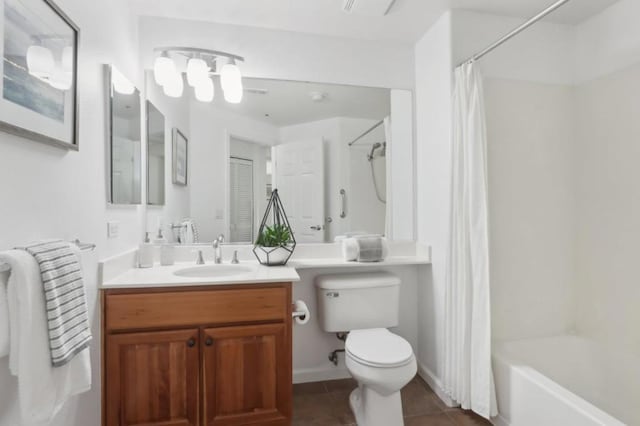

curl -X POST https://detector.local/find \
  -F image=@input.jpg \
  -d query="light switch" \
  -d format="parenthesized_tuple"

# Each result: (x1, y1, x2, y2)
(107, 221, 119, 239)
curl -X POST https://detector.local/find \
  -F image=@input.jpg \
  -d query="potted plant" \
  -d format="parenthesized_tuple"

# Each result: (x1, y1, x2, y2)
(253, 189, 296, 266)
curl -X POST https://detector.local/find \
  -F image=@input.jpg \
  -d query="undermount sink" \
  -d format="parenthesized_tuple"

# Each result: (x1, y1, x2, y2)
(173, 264, 255, 278)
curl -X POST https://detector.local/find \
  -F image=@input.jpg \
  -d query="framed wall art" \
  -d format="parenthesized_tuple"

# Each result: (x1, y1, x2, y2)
(0, 0, 79, 149)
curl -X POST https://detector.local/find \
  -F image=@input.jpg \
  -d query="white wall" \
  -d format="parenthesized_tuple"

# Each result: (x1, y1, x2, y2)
(138, 17, 414, 90)
(573, 62, 640, 357)
(0, 0, 139, 424)
(574, 0, 640, 84)
(484, 79, 576, 341)
(145, 73, 191, 241)
(189, 101, 279, 242)
(413, 11, 453, 389)
(451, 10, 575, 85)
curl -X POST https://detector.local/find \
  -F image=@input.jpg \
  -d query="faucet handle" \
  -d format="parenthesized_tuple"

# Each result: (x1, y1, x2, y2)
(231, 250, 239, 264)
(212, 240, 219, 248)
(196, 250, 205, 265)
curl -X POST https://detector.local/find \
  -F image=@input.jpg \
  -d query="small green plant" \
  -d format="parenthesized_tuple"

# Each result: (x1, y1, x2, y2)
(256, 224, 292, 247)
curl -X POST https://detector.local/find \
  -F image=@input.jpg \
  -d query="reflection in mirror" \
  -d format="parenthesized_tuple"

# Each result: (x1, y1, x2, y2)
(147, 101, 165, 205)
(145, 71, 399, 244)
(108, 65, 141, 204)
(229, 137, 272, 243)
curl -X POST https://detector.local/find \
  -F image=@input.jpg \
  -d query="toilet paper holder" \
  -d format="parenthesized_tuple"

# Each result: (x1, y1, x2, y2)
(292, 310, 307, 320)
(291, 300, 310, 324)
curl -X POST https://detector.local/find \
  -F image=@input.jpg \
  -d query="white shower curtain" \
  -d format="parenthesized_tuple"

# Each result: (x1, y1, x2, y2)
(443, 62, 497, 419)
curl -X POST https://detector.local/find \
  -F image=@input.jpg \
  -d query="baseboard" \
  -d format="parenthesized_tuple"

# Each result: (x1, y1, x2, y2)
(293, 366, 351, 384)
(491, 414, 508, 426)
(417, 362, 457, 408)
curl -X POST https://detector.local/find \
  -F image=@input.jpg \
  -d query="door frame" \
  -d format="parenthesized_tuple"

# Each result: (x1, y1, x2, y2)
(224, 131, 273, 244)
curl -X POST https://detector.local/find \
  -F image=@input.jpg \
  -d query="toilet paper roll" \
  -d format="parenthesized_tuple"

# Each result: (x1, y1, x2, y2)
(293, 300, 310, 325)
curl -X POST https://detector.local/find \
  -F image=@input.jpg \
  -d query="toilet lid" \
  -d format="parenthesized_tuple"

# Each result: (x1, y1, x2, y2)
(346, 329, 413, 368)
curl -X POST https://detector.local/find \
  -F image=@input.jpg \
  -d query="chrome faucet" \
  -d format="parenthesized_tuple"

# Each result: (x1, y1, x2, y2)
(212, 240, 222, 264)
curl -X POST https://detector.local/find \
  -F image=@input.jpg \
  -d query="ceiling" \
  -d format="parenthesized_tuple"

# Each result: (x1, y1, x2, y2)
(207, 78, 390, 127)
(130, 0, 620, 43)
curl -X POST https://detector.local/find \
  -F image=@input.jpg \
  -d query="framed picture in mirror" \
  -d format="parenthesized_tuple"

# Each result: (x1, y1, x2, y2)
(0, 0, 79, 149)
(172, 128, 188, 186)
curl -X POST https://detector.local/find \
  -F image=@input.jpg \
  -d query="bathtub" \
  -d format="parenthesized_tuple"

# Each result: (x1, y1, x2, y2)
(492, 335, 638, 426)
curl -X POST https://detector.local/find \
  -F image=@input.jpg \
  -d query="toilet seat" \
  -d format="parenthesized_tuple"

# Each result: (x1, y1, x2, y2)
(346, 328, 413, 368)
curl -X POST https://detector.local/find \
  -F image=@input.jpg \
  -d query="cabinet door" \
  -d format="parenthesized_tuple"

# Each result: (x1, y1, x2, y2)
(106, 329, 200, 426)
(202, 324, 291, 426)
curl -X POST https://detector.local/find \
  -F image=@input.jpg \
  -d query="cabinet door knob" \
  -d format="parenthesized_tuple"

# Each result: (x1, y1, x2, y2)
(205, 337, 213, 346)
(187, 338, 196, 347)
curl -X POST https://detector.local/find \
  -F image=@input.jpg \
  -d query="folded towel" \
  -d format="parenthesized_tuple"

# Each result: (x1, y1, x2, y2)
(341, 238, 359, 261)
(0, 269, 9, 357)
(0, 249, 91, 425)
(355, 235, 388, 263)
(19, 240, 92, 367)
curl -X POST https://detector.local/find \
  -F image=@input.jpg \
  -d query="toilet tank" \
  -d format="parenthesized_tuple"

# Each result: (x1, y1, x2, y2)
(314, 272, 401, 332)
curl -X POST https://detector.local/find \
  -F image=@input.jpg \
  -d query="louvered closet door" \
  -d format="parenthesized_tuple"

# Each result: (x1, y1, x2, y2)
(230, 157, 254, 243)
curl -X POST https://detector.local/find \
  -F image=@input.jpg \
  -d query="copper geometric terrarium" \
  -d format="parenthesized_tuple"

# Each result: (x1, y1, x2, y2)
(253, 189, 296, 266)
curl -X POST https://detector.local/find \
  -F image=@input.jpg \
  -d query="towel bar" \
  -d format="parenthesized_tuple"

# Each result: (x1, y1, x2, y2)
(0, 239, 96, 273)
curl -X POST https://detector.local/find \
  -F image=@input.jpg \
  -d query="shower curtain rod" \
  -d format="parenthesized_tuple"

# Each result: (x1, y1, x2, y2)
(348, 119, 384, 146)
(457, 0, 571, 67)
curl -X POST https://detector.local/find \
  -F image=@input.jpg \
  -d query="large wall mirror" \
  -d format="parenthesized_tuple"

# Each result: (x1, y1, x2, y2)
(146, 100, 165, 205)
(145, 71, 409, 244)
(107, 65, 142, 205)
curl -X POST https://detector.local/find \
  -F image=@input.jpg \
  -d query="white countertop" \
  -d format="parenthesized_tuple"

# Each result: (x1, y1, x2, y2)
(99, 242, 431, 290)
(101, 261, 301, 289)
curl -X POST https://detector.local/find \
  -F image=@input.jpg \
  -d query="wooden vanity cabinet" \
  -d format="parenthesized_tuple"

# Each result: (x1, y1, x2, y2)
(102, 283, 292, 426)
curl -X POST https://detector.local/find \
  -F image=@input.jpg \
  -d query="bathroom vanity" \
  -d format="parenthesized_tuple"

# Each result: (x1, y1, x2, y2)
(101, 279, 295, 426)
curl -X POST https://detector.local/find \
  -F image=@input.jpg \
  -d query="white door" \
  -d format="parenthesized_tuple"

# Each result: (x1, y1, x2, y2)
(273, 139, 325, 243)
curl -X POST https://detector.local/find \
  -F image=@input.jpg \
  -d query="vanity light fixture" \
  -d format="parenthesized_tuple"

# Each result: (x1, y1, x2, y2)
(152, 47, 244, 103)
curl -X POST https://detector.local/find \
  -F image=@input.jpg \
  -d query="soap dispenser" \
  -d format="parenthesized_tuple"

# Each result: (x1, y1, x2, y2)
(138, 232, 154, 268)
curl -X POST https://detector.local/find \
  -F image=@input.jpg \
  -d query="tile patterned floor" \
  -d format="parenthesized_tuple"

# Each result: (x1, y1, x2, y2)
(293, 377, 492, 426)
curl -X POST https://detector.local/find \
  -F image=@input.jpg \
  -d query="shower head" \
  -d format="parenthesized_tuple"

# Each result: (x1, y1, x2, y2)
(367, 142, 382, 161)
(367, 142, 386, 161)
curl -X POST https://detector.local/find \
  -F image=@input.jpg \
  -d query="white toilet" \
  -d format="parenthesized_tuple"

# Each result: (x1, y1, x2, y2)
(315, 272, 417, 426)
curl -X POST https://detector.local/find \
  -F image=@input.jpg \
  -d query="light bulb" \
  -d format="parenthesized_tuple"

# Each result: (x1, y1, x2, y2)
(163, 72, 184, 98)
(26, 45, 54, 80)
(48, 66, 72, 91)
(194, 77, 214, 102)
(154, 53, 175, 86)
(223, 80, 243, 104)
(62, 46, 73, 73)
(186, 57, 209, 87)
(112, 67, 135, 95)
(220, 58, 242, 93)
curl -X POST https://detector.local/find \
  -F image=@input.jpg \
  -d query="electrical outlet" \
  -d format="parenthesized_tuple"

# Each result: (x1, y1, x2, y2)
(215, 209, 224, 220)
(107, 221, 119, 239)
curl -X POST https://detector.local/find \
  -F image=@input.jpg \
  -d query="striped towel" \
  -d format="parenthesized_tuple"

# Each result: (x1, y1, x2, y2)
(19, 240, 92, 367)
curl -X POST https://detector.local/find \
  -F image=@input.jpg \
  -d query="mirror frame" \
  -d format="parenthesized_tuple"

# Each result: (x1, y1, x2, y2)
(105, 64, 142, 205)
(146, 100, 166, 206)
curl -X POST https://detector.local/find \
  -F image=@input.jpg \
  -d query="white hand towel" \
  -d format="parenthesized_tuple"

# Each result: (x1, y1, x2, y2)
(341, 238, 359, 261)
(0, 269, 9, 357)
(0, 250, 91, 426)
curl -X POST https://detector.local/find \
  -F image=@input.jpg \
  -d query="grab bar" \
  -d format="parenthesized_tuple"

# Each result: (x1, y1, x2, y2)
(0, 239, 96, 273)
(340, 189, 347, 218)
